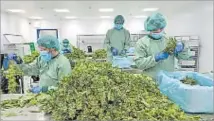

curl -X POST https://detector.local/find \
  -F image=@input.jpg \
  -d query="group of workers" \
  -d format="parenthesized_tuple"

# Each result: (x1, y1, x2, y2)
(6, 12, 189, 94)
(105, 12, 189, 78)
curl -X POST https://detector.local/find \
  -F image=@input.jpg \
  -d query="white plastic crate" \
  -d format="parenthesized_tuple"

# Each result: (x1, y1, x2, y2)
(174, 35, 200, 72)
(189, 51, 196, 56)
(190, 36, 199, 40)
(182, 37, 190, 41)
(180, 68, 196, 72)
(175, 37, 182, 40)
(186, 40, 199, 46)
(180, 60, 196, 66)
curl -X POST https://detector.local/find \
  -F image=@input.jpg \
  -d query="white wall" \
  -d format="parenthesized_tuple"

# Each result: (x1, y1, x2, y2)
(1, 12, 30, 52)
(28, 19, 61, 43)
(28, 18, 145, 46)
(166, 6, 213, 73)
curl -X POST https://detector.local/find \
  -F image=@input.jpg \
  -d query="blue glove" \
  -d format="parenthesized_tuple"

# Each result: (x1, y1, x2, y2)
(111, 47, 119, 56)
(61, 49, 71, 54)
(7, 53, 23, 64)
(3, 57, 9, 70)
(30, 86, 42, 94)
(8, 53, 16, 60)
(174, 42, 184, 54)
(155, 52, 169, 62)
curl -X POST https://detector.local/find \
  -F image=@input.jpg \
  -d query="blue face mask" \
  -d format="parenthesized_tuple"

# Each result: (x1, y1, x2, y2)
(150, 31, 164, 40)
(114, 24, 123, 30)
(40, 51, 52, 62)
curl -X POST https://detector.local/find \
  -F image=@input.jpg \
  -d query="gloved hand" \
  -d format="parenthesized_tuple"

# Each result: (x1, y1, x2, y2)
(120, 50, 126, 55)
(14, 55, 23, 64)
(8, 53, 23, 64)
(127, 47, 135, 54)
(174, 42, 184, 54)
(64, 49, 71, 53)
(8, 53, 16, 60)
(61, 49, 71, 54)
(111, 47, 119, 56)
(155, 52, 169, 62)
(30, 86, 42, 94)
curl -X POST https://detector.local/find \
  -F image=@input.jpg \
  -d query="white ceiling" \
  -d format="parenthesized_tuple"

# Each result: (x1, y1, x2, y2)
(1, 1, 213, 20)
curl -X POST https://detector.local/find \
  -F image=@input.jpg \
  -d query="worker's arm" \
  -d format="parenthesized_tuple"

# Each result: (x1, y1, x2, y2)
(18, 58, 40, 76)
(68, 46, 72, 52)
(41, 59, 72, 93)
(104, 30, 111, 51)
(134, 41, 158, 70)
(175, 43, 191, 60)
(124, 30, 131, 50)
(57, 58, 72, 81)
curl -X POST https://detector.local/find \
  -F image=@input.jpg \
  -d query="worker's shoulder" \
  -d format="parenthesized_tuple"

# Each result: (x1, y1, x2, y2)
(136, 36, 150, 45)
(107, 28, 114, 32)
(163, 35, 170, 42)
(107, 28, 129, 33)
(56, 54, 70, 63)
(123, 28, 130, 33)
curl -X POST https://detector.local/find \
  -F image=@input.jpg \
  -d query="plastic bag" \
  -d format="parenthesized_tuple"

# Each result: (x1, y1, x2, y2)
(203, 72, 213, 79)
(127, 47, 135, 54)
(157, 71, 214, 113)
(127, 56, 136, 66)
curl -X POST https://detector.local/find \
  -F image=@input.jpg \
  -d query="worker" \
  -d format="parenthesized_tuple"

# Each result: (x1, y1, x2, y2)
(104, 15, 131, 62)
(8, 35, 72, 93)
(61, 39, 72, 54)
(134, 12, 190, 79)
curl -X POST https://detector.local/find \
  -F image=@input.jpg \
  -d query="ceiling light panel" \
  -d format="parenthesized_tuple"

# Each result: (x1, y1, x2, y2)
(99, 8, 114, 12)
(7, 9, 25, 13)
(54, 9, 70, 13)
(143, 8, 159, 12)
(29, 16, 43, 19)
(100, 16, 112, 19)
(134, 15, 148, 18)
(65, 16, 77, 19)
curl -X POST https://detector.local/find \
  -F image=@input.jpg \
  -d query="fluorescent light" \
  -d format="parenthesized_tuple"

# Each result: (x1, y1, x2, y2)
(100, 16, 112, 19)
(54, 9, 70, 13)
(134, 15, 148, 18)
(99, 8, 114, 12)
(29, 16, 43, 20)
(7, 9, 25, 13)
(143, 8, 159, 12)
(65, 16, 77, 19)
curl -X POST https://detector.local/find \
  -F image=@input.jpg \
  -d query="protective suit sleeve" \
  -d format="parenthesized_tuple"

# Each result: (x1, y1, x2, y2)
(134, 41, 158, 70)
(175, 43, 191, 60)
(57, 58, 72, 81)
(68, 45, 72, 51)
(104, 30, 112, 51)
(124, 30, 131, 50)
(18, 58, 40, 76)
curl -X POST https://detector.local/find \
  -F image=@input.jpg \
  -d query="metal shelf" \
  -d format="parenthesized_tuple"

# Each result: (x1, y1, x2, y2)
(174, 35, 200, 72)
(76, 34, 146, 52)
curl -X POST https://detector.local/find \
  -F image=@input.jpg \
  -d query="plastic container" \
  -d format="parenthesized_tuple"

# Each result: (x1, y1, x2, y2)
(157, 71, 214, 113)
